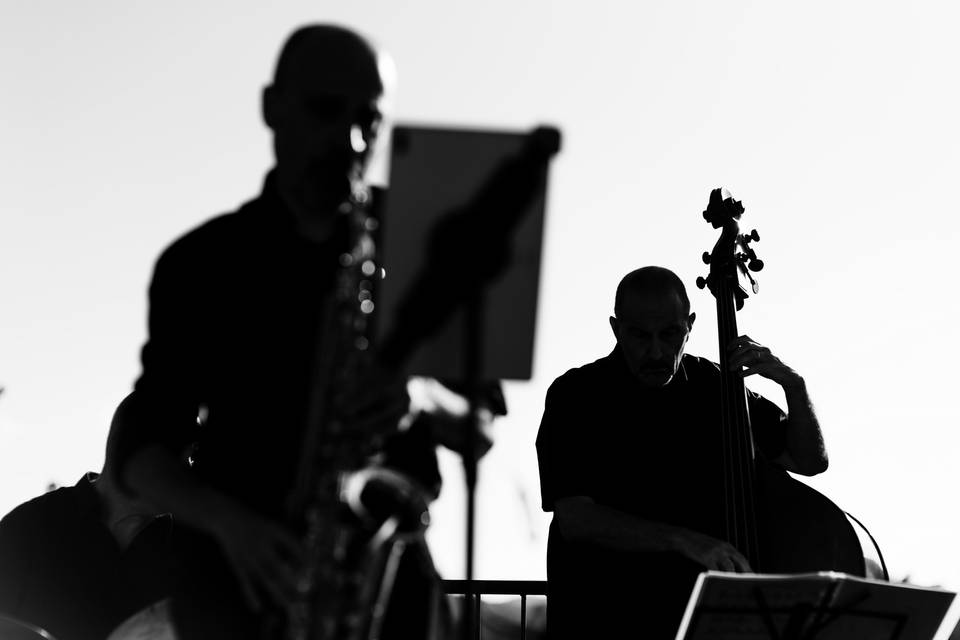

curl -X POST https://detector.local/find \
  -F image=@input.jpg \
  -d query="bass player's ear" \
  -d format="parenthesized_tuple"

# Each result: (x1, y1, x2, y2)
(687, 312, 696, 332)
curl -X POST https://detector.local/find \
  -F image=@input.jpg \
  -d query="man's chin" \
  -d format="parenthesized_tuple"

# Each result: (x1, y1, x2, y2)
(635, 369, 674, 387)
(298, 182, 351, 212)
(287, 194, 343, 241)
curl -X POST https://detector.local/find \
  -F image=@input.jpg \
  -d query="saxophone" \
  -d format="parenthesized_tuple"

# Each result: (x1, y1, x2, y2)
(278, 176, 433, 640)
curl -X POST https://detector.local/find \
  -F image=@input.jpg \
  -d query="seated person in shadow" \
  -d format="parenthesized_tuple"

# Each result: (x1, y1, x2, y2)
(0, 394, 174, 640)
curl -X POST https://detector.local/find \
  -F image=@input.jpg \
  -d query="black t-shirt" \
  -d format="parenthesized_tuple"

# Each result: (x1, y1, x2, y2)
(535, 348, 787, 637)
(113, 173, 342, 516)
(113, 173, 439, 517)
(0, 475, 172, 640)
(109, 173, 443, 638)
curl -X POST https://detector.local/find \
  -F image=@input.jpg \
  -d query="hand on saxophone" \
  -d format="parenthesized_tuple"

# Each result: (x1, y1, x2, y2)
(335, 361, 412, 442)
(209, 501, 305, 612)
(404, 377, 498, 459)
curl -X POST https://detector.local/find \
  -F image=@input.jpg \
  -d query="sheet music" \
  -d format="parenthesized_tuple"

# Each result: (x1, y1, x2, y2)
(674, 571, 957, 640)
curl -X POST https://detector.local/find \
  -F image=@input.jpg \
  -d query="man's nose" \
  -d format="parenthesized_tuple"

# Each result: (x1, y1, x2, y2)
(649, 339, 664, 360)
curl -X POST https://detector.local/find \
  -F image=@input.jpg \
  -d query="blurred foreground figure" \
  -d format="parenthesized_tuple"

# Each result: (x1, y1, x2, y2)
(536, 267, 830, 639)
(0, 395, 173, 640)
(109, 24, 493, 639)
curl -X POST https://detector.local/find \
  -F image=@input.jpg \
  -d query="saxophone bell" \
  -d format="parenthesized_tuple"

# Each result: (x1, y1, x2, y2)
(340, 466, 431, 534)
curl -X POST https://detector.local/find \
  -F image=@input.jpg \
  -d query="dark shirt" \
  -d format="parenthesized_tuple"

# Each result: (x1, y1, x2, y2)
(114, 173, 438, 515)
(115, 172, 343, 517)
(0, 474, 172, 640)
(535, 348, 787, 638)
(112, 173, 441, 638)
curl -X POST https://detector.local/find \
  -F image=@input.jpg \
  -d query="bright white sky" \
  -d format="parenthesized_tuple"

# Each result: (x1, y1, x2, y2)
(3, 0, 960, 592)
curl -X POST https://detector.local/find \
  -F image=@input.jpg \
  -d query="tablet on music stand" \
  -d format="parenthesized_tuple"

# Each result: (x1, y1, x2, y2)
(375, 123, 558, 382)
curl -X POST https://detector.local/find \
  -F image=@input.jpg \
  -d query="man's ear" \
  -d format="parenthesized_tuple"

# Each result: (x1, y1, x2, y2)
(687, 312, 696, 331)
(609, 316, 619, 339)
(262, 85, 278, 131)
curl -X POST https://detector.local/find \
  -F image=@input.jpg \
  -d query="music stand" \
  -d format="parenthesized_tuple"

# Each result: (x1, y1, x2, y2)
(376, 123, 560, 639)
(674, 571, 959, 640)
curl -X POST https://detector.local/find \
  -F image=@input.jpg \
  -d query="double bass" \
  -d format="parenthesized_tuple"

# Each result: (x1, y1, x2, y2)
(696, 187, 879, 576)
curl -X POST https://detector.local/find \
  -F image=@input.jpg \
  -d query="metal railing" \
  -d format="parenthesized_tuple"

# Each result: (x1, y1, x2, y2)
(442, 580, 547, 640)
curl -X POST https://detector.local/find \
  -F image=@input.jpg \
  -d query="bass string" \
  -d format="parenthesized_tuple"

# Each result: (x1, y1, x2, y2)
(717, 277, 759, 564)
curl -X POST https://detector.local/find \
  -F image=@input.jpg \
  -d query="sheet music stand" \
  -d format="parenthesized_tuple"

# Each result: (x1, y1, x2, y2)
(674, 571, 959, 640)
(376, 123, 560, 640)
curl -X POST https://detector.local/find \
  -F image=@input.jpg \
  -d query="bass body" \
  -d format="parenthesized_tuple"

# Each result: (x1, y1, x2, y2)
(751, 459, 865, 575)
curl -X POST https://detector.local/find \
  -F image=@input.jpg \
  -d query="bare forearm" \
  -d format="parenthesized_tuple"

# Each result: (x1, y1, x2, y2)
(555, 496, 687, 554)
(727, 336, 828, 476)
(782, 377, 828, 475)
(125, 444, 307, 610)
(123, 444, 246, 538)
(554, 496, 753, 572)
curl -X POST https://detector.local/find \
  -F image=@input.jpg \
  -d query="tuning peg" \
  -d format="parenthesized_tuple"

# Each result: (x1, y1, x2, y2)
(749, 229, 760, 242)
(701, 252, 711, 265)
(696, 276, 708, 290)
(737, 262, 761, 294)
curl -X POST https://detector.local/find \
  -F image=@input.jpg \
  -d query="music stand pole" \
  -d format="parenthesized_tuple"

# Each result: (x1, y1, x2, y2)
(461, 289, 483, 640)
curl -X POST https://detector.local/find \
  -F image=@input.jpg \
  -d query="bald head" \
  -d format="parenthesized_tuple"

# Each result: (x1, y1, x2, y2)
(272, 25, 385, 100)
(614, 266, 690, 318)
(610, 267, 695, 388)
(264, 25, 392, 239)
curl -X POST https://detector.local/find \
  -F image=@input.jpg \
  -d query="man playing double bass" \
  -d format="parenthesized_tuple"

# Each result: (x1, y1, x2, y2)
(535, 266, 830, 638)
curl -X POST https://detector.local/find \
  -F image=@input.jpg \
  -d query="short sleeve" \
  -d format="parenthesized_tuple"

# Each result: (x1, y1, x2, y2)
(535, 375, 596, 512)
(747, 390, 788, 460)
(109, 244, 205, 492)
